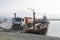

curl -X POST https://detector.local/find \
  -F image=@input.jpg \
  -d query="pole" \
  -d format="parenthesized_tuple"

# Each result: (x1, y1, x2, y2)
(27, 8, 35, 30)
(33, 11, 35, 30)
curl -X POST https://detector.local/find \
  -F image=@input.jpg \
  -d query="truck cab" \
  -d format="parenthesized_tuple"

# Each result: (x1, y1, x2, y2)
(12, 17, 23, 31)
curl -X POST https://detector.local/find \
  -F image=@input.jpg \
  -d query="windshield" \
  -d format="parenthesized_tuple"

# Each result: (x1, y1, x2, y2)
(12, 18, 22, 22)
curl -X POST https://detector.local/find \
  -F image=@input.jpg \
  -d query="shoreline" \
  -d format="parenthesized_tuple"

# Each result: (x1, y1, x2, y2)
(0, 32, 60, 40)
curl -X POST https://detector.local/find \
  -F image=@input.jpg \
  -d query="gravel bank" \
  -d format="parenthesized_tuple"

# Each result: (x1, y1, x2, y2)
(0, 32, 60, 40)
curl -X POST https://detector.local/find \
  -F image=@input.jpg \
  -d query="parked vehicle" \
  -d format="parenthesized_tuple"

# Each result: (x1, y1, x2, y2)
(12, 17, 23, 31)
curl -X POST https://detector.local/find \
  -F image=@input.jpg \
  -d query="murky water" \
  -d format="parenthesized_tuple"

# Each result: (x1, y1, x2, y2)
(47, 21, 60, 37)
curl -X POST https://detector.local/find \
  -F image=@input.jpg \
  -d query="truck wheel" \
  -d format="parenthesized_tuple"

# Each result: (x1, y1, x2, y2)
(39, 28, 47, 35)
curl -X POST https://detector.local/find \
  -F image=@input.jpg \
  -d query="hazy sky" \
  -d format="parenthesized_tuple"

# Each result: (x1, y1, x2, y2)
(0, 0, 60, 18)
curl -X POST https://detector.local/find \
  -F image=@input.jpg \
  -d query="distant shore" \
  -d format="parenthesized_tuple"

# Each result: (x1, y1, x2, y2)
(0, 32, 60, 40)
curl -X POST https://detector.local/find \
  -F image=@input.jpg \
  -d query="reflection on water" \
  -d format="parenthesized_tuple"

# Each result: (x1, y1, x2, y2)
(47, 21, 60, 37)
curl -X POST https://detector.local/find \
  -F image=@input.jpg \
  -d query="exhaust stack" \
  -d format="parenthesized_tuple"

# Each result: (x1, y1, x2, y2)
(14, 13, 16, 18)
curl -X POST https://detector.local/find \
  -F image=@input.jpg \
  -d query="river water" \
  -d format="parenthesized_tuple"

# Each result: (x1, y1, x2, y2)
(47, 21, 60, 37)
